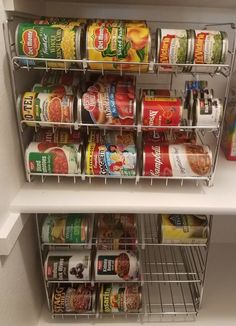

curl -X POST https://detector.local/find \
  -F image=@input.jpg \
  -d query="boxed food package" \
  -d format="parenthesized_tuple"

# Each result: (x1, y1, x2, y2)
(222, 97, 236, 160)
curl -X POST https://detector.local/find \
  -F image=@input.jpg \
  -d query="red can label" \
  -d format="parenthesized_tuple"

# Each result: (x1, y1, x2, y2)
(143, 130, 196, 145)
(142, 97, 182, 127)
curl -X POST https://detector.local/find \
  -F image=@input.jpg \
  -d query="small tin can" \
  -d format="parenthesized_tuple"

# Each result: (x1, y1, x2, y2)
(86, 21, 151, 72)
(141, 96, 183, 128)
(45, 250, 91, 281)
(143, 143, 212, 177)
(41, 214, 88, 243)
(143, 130, 196, 145)
(18, 92, 75, 126)
(100, 284, 142, 313)
(35, 129, 81, 144)
(85, 142, 136, 176)
(25, 142, 81, 174)
(94, 250, 140, 281)
(88, 130, 135, 146)
(161, 214, 209, 244)
(52, 285, 95, 313)
(194, 97, 222, 127)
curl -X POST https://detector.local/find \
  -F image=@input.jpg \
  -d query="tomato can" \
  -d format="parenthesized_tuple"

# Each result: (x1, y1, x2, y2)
(85, 142, 136, 176)
(88, 130, 135, 146)
(52, 285, 95, 313)
(100, 284, 142, 313)
(86, 21, 151, 72)
(15, 23, 85, 67)
(94, 250, 140, 281)
(35, 129, 81, 144)
(18, 92, 75, 126)
(32, 83, 74, 96)
(143, 143, 212, 177)
(45, 250, 91, 281)
(41, 71, 80, 90)
(25, 142, 81, 174)
(143, 130, 196, 145)
(41, 214, 88, 243)
(141, 96, 183, 127)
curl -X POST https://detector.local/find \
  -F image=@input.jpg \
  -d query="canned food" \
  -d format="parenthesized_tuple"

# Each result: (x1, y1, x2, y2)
(32, 84, 74, 96)
(86, 21, 151, 72)
(143, 130, 196, 145)
(88, 130, 135, 146)
(45, 250, 91, 281)
(15, 23, 85, 67)
(25, 142, 81, 174)
(141, 96, 183, 128)
(52, 285, 95, 313)
(161, 214, 209, 244)
(194, 97, 222, 127)
(95, 250, 140, 281)
(41, 214, 88, 243)
(35, 129, 81, 144)
(100, 284, 142, 313)
(33, 17, 85, 27)
(85, 142, 136, 176)
(98, 214, 137, 230)
(41, 71, 80, 90)
(19, 92, 75, 126)
(143, 143, 212, 177)
(141, 89, 175, 98)
(156, 29, 194, 72)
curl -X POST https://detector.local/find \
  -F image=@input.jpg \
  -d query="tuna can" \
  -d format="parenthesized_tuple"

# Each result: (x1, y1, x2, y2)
(143, 130, 196, 145)
(52, 285, 95, 313)
(143, 143, 212, 177)
(35, 129, 81, 144)
(88, 130, 135, 146)
(94, 250, 140, 281)
(41, 214, 88, 243)
(156, 29, 194, 72)
(45, 250, 91, 281)
(86, 21, 151, 72)
(194, 97, 222, 127)
(141, 96, 183, 128)
(18, 92, 75, 126)
(100, 284, 142, 313)
(15, 23, 85, 68)
(25, 142, 81, 174)
(85, 142, 136, 176)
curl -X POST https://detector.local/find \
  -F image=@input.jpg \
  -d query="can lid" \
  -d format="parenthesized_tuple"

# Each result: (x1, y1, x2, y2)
(76, 90, 82, 123)
(184, 29, 195, 72)
(156, 29, 161, 63)
(75, 25, 86, 61)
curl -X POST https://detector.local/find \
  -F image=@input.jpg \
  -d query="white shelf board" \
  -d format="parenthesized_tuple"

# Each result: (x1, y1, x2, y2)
(9, 151, 236, 215)
(37, 243, 236, 326)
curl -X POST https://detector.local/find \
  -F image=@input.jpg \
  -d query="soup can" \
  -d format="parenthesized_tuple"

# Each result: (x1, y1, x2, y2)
(88, 130, 135, 146)
(100, 284, 142, 313)
(143, 143, 212, 177)
(194, 97, 222, 127)
(141, 96, 183, 128)
(45, 250, 91, 281)
(86, 21, 151, 72)
(41, 214, 88, 243)
(35, 129, 81, 144)
(156, 29, 194, 72)
(94, 250, 140, 281)
(143, 130, 196, 145)
(15, 23, 85, 68)
(52, 285, 95, 313)
(25, 142, 81, 174)
(85, 142, 136, 176)
(18, 92, 75, 126)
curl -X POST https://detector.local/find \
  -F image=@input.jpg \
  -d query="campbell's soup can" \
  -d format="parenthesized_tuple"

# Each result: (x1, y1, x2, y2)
(85, 142, 136, 176)
(18, 92, 75, 126)
(143, 130, 196, 145)
(52, 285, 95, 313)
(35, 129, 81, 144)
(86, 21, 151, 72)
(156, 29, 194, 72)
(141, 96, 183, 128)
(143, 143, 212, 177)
(15, 23, 85, 68)
(88, 130, 135, 146)
(41, 214, 88, 243)
(94, 250, 140, 281)
(45, 250, 91, 281)
(100, 284, 142, 313)
(25, 142, 81, 174)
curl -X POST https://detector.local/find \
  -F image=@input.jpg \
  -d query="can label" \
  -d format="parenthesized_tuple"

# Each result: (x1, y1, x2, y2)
(101, 284, 141, 313)
(41, 214, 87, 243)
(35, 129, 81, 144)
(86, 21, 150, 71)
(88, 130, 135, 146)
(32, 84, 74, 95)
(196, 98, 221, 127)
(41, 71, 80, 89)
(95, 250, 139, 281)
(25, 142, 80, 174)
(86, 143, 136, 176)
(143, 144, 212, 177)
(52, 285, 94, 313)
(141, 89, 172, 97)
(142, 97, 182, 127)
(143, 130, 196, 145)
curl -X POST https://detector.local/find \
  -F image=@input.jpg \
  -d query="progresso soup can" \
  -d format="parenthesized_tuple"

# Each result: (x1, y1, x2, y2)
(25, 142, 81, 175)
(86, 21, 151, 72)
(41, 214, 88, 243)
(52, 285, 95, 313)
(18, 92, 75, 126)
(143, 143, 212, 177)
(100, 284, 142, 313)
